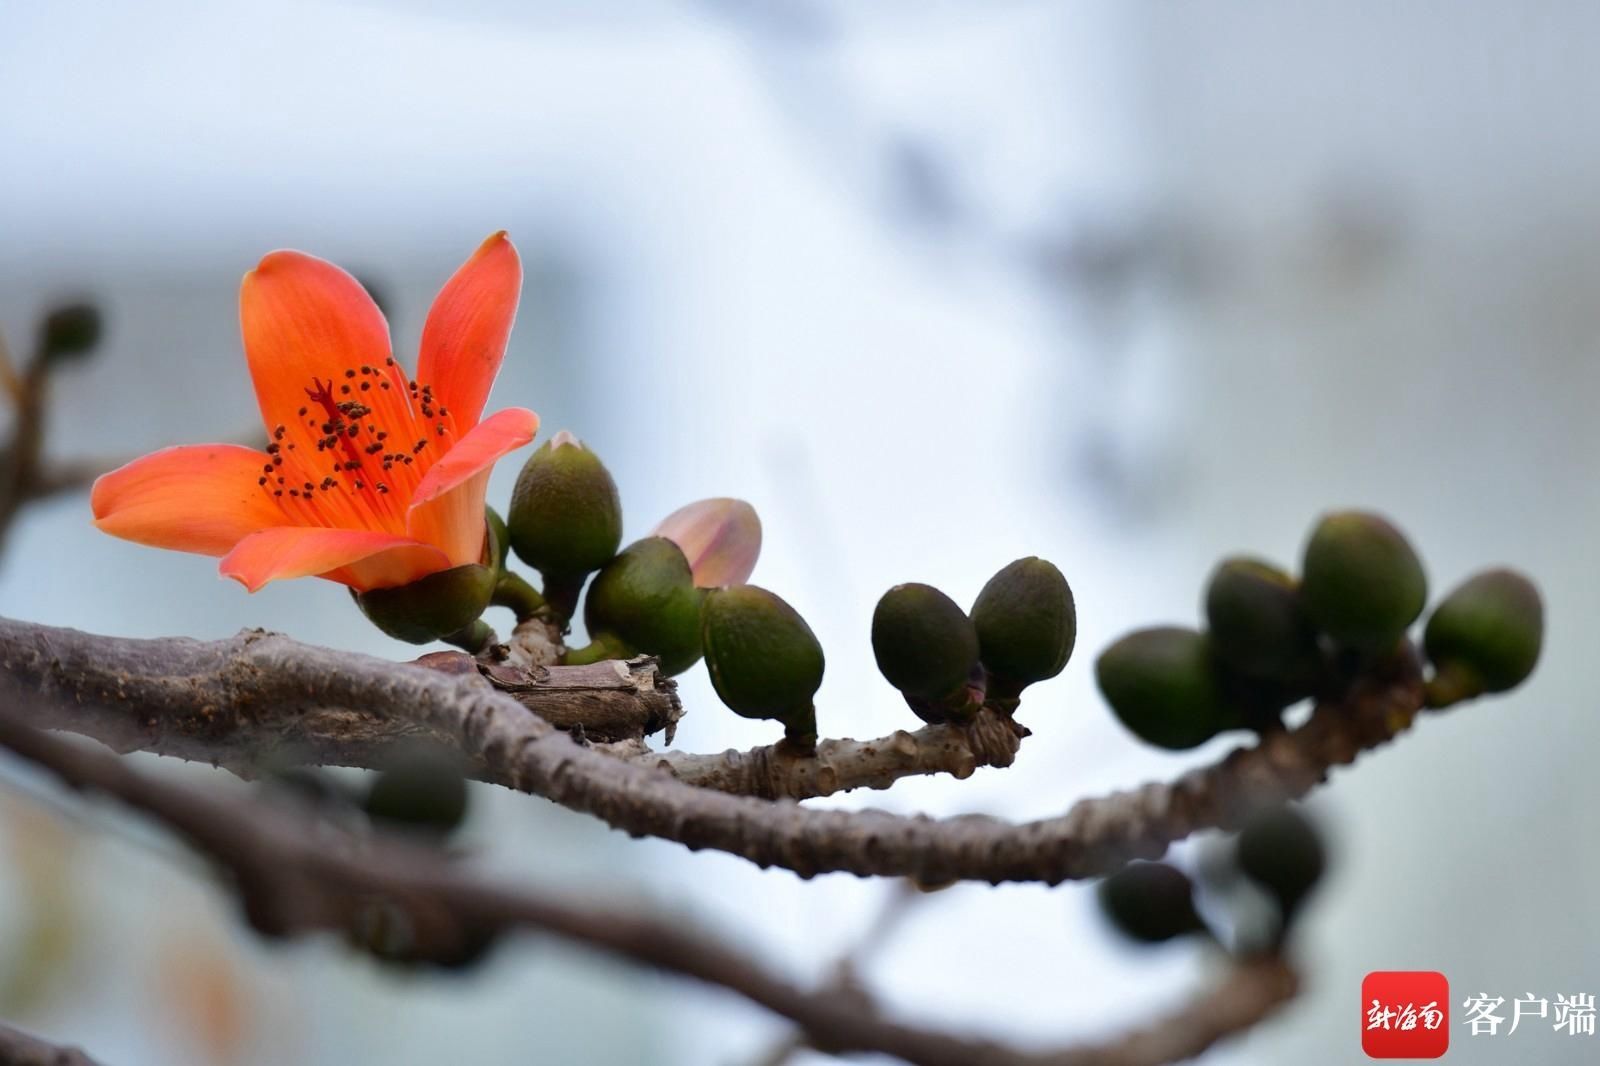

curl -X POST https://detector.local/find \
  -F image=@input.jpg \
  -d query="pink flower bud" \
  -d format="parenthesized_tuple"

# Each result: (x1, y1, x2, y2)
(651, 497, 761, 588)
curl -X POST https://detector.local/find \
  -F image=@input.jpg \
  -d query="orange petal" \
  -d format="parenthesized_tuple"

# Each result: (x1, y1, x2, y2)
(239, 249, 392, 436)
(92, 445, 287, 557)
(416, 232, 522, 430)
(408, 406, 539, 565)
(219, 527, 451, 593)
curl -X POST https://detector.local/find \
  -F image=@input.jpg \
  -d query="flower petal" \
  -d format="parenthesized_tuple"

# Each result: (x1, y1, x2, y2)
(652, 497, 762, 588)
(219, 527, 451, 593)
(92, 445, 287, 557)
(239, 250, 393, 436)
(416, 232, 522, 430)
(408, 407, 539, 566)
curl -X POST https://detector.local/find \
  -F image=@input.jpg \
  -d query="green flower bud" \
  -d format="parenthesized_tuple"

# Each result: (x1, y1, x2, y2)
(1097, 861, 1207, 944)
(348, 898, 499, 971)
(1300, 511, 1427, 652)
(38, 302, 103, 363)
(354, 563, 497, 646)
(1215, 666, 1310, 734)
(970, 557, 1077, 702)
(508, 430, 623, 614)
(581, 537, 705, 675)
(1204, 557, 1321, 687)
(702, 585, 825, 742)
(1235, 805, 1326, 926)
(363, 744, 471, 838)
(1423, 568, 1543, 706)
(871, 583, 981, 721)
(1096, 627, 1238, 750)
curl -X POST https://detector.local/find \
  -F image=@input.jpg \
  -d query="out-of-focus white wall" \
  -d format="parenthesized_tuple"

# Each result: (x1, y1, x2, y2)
(1, 2, 1596, 1064)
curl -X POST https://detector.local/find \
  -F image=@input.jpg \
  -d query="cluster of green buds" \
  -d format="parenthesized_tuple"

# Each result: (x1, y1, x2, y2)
(504, 433, 835, 745)
(1098, 803, 1326, 951)
(347, 424, 768, 662)
(341, 424, 836, 745)
(870, 558, 1076, 723)
(1096, 510, 1544, 750)
(505, 432, 772, 670)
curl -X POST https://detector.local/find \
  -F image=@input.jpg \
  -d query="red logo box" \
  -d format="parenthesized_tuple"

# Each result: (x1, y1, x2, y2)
(1362, 971, 1450, 1058)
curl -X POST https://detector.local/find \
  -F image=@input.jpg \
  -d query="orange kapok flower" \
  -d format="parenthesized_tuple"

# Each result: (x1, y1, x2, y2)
(92, 233, 539, 593)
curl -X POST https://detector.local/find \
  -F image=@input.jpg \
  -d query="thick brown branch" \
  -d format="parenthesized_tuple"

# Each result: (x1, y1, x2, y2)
(0, 616, 1427, 884)
(0, 711, 1295, 1066)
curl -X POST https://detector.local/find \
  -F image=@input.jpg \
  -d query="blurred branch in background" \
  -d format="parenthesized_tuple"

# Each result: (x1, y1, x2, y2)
(0, 707, 1296, 1066)
(750, 879, 923, 1066)
(0, 305, 262, 557)
(0, 306, 107, 555)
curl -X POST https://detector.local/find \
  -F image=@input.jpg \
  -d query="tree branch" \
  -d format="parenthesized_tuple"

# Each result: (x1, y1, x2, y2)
(616, 708, 1025, 799)
(420, 650, 683, 744)
(0, 709, 1296, 1066)
(0, 616, 1431, 885)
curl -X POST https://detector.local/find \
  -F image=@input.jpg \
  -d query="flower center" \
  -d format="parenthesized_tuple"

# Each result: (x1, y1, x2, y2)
(253, 357, 460, 534)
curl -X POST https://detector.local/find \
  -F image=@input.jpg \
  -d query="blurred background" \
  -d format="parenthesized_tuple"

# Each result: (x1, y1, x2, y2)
(1, 2, 1595, 1063)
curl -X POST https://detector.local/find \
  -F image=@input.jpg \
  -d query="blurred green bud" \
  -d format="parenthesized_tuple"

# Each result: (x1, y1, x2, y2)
(348, 898, 499, 971)
(1216, 667, 1311, 735)
(1424, 568, 1544, 706)
(970, 557, 1077, 702)
(702, 585, 825, 743)
(38, 302, 103, 363)
(1301, 511, 1427, 652)
(354, 563, 496, 645)
(485, 506, 510, 573)
(363, 745, 471, 838)
(1204, 557, 1321, 687)
(871, 583, 981, 721)
(1096, 627, 1237, 750)
(508, 430, 623, 584)
(1097, 861, 1207, 944)
(582, 537, 705, 675)
(652, 497, 762, 588)
(1235, 805, 1326, 926)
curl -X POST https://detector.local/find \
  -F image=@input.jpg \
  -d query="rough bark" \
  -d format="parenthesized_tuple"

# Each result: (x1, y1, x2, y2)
(0, 615, 1428, 885)
(417, 650, 683, 744)
(623, 708, 1026, 799)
